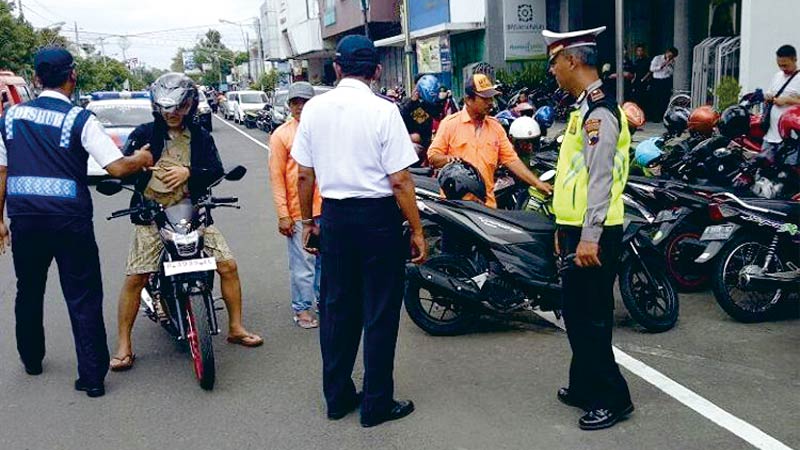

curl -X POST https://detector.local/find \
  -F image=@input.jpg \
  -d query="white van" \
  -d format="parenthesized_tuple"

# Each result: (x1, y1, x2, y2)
(226, 90, 268, 124)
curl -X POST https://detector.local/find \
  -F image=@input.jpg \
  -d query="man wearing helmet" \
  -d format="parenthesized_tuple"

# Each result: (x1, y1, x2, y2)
(543, 26, 634, 430)
(427, 73, 553, 208)
(400, 74, 443, 165)
(110, 73, 262, 372)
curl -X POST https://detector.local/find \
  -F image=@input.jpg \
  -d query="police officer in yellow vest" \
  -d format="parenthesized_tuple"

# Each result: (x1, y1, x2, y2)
(543, 26, 634, 430)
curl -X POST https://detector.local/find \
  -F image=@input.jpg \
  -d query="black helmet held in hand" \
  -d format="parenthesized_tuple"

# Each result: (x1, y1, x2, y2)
(437, 160, 487, 202)
(717, 105, 751, 139)
(150, 72, 199, 121)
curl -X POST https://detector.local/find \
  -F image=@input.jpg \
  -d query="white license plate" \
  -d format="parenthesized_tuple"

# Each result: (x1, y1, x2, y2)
(163, 257, 217, 276)
(700, 224, 736, 241)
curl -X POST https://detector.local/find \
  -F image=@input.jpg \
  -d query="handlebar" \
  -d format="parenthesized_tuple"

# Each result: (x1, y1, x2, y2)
(107, 207, 141, 220)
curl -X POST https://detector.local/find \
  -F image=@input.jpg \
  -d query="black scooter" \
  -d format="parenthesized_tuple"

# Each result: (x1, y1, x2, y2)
(96, 166, 247, 390)
(404, 176, 680, 335)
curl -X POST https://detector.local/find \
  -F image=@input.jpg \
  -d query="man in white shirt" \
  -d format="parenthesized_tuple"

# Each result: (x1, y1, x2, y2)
(292, 35, 426, 428)
(763, 44, 800, 152)
(649, 46, 678, 121)
(0, 47, 153, 398)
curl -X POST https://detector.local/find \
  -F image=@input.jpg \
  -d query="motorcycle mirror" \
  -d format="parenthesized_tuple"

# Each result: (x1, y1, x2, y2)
(96, 179, 123, 196)
(540, 169, 556, 182)
(556, 134, 565, 144)
(224, 165, 247, 181)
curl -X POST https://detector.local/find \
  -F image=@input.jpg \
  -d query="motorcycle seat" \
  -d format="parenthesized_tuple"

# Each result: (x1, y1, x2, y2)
(740, 199, 800, 222)
(452, 200, 557, 233)
(412, 174, 439, 194)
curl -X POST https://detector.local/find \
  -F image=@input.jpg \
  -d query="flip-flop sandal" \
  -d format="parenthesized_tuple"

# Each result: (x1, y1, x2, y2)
(293, 315, 319, 329)
(110, 354, 136, 372)
(226, 333, 264, 347)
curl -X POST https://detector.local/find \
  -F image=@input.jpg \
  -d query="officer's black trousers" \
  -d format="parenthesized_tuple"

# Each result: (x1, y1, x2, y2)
(11, 217, 109, 386)
(558, 225, 632, 411)
(319, 197, 406, 418)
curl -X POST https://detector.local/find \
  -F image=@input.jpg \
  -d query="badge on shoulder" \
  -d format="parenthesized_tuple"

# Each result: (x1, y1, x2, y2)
(584, 118, 601, 145)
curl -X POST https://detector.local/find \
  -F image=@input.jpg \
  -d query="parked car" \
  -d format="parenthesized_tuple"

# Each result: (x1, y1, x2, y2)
(85, 94, 153, 178)
(270, 85, 333, 129)
(229, 90, 268, 124)
(222, 91, 238, 120)
(0, 71, 34, 115)
(197, 96, 212, 132)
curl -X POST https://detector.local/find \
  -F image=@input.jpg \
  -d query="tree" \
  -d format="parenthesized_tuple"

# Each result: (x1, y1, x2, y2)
(251, 69, 280, 93)
(75, 56, 134, 93)
(170, 48, 185, 72)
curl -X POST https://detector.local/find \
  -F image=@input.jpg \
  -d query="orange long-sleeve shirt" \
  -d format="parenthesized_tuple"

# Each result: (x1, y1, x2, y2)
(269, 118, 322, 220)
(427, 108, 520, 208)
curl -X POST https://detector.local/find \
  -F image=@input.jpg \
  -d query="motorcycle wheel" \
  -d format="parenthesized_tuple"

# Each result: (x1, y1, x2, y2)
(619, 257, 679, 332)
(711, 235, 785, 323)
(186, 293, 215, 390)
(404, 255, 478, 336)
(664, 223, 709, 292)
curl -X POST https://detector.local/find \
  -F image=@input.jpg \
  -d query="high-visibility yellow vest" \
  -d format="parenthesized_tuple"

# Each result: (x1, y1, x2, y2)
(552, 105, 630, 227)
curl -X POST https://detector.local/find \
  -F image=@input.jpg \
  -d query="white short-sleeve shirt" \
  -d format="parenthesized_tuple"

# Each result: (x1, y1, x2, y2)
(291, 78, 418, 199)
(765, 70, 800, 143)
(0, 90, 123, 167)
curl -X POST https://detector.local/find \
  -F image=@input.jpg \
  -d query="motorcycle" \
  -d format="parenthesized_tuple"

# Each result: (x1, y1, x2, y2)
(693, 192, 799, 322)
(95, 166, 247, 390)
(404, 172, 680, 335)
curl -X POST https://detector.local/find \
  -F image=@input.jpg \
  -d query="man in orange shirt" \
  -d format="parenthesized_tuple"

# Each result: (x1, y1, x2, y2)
(269, 82, 323, 328)
(428, 74, 552, 208)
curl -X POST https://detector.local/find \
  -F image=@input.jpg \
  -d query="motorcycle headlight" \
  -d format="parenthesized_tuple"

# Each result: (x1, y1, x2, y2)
(161, 229, 202, 257)
(198, 105, 211, 114)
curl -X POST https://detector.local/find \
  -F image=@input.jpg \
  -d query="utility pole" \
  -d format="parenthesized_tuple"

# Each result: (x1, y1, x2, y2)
(402, 0, 413, 93)
(17, 0, 23, 19)
(74, 22, 80, 49)
(255, 18, 265, 79)
(615, 0, 624, 105)
(361, 0, 370, 39)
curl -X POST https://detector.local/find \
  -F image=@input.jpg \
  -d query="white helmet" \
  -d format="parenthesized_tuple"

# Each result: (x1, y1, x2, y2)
(509, 116, 542, 140)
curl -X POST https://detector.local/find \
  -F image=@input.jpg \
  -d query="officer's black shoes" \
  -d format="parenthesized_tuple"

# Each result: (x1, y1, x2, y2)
(327, 392, 363, 420)
(557, 387, 589, 410)
(360, 400, 415, 428)
(23, 361, 43, 376)
(578, 403, 634, 430)
(74, 379, 105, 398)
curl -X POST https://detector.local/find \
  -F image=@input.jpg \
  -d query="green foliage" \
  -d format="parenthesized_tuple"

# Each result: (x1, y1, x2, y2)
(495, 60, 549, 91)
(250, 70, 280, 93)
(0, 1, 68, 79)
(75, 56, 132, 93)
(715, 76, 741, 111)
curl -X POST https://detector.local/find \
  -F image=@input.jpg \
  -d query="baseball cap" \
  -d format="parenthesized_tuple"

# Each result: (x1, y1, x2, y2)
(287, 82, 315, 101)
(34, 47, 75, 77)
(464, 73, 501, 98)
(335, 35, 379, 65)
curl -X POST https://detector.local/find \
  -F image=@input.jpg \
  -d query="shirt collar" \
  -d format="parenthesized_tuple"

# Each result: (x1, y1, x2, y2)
(39, 90, 72, 104)
(576, 79, 604, 105)
(337, 78, 373, 93)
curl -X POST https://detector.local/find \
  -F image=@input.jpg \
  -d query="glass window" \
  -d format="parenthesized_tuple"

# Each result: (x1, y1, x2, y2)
(87, 102, 153, 128)
(239, 93, 267, 103)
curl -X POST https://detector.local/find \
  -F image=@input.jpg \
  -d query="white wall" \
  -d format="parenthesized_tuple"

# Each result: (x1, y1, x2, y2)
(450, 0, 486, 23)
(739, 0, 800, 93)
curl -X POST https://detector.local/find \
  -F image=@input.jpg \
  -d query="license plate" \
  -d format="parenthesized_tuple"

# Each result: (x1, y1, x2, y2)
(700, 224, 736, 241)
(163, 257, 217, 276)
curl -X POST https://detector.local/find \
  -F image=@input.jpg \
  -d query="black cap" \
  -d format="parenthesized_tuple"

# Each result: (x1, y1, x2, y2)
(335, 35, 379, 65)
(34, 47, 74, 77)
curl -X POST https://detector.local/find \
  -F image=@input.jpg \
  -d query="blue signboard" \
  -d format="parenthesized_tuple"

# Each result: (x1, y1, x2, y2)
(409, 0, 450, 32)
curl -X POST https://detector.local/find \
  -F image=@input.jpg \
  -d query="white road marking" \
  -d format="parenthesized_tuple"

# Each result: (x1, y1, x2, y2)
(213, 114, 270, 151)
(533, 310, 793, 450)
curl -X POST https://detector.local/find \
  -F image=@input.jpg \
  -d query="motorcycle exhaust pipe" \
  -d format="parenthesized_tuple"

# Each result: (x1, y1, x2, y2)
(740, 271, 800, 291)
(406, 264, 485, 305)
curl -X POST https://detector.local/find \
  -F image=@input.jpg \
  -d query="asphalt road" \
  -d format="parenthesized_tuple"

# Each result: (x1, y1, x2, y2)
(0, 114, 796, 450)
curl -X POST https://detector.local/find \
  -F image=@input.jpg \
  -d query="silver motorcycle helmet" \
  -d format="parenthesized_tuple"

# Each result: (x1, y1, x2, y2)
(150, 72, 199, 121)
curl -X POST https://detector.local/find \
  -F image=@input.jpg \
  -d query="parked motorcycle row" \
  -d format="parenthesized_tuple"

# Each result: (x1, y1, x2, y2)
(407, 94, 799, 338)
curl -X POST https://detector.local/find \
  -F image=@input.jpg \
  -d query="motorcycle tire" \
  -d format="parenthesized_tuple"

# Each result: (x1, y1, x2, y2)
(663, 222, 710, 292)
(711, 235, 786, 323)
(404, 255, 478, 336)
(619, 257, 679, 332)
(186, 292, 216, 390)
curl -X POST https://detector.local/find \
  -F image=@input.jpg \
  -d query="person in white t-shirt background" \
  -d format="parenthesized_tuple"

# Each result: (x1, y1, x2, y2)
(763, 44, 800, 152)
(648, 46, 679, 121)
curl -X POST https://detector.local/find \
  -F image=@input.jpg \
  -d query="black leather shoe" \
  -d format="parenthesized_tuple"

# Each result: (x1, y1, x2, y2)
(360, 400, 415, 428)
(327, 392, 363, 420)
(557, 387, 588, 410)
(23, 362, 42, 376)
(578, 403, 634, 430)
(74, 379, 105, 398)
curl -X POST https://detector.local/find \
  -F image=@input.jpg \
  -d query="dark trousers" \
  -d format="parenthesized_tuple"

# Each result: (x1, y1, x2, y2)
(11, 217, 109, 386)
(650, 77, 673, 122)
(558, 225, 631, 411)
(319, 197, 406, 417)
